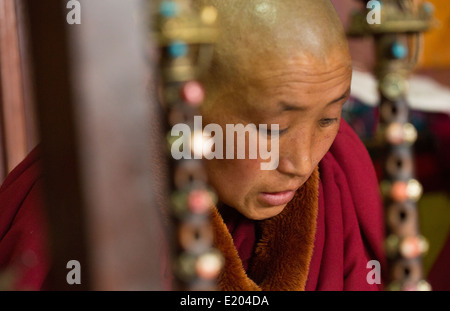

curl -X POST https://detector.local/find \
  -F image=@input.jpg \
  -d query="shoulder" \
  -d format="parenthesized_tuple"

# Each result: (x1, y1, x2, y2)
(0, 146, 42, 193)
(0, 145, 44, 226)
(0, 146, 44, 224)
(0, 145, 49, 290)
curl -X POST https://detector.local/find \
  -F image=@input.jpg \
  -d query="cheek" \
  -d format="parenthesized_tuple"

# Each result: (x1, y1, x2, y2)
(204, 157, 264, 201)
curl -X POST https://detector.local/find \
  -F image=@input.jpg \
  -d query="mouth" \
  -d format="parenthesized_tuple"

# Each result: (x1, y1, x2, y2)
(258, 190, 296, 207)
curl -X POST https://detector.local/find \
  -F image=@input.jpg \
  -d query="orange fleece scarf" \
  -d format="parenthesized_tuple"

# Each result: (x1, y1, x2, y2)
(210, 167, 319, 291)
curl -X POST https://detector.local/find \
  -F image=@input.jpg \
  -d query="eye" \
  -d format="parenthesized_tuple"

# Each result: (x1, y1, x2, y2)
(267, 127, 288, 136)
(319, 118, 338, 127)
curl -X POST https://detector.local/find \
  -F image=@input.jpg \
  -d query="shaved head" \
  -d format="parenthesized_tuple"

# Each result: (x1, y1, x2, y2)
(193, 0, 351, 111)
(199, 0, 348, 56)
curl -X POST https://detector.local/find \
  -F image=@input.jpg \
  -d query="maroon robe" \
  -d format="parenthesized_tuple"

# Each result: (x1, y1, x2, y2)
(0, 147, 49, 290)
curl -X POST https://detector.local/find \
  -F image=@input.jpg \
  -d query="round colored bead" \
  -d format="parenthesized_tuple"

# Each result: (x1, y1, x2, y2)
(195, 251, 224, 280)
(201, 6, 218, 25)
(191, 130, 207, 158)
(385, 122, 404, 145)
(416, 280, 432, 291)
(159, 1, 179, 18)
(385, 122, 418, 145)
(403, 280, 432, 291)
(406, 179, 423, 202)
(422, 2, 434, 15)
(419, 236, 429, 254)
(187, 189, 213, 214)
(390, 181, 409, 202)
(168, 41, 188, 58)
(403, 123, 418, 144)
(391, 42, 408, 59)
(400, 236, 422, 259)
(181, 81, 205, 106)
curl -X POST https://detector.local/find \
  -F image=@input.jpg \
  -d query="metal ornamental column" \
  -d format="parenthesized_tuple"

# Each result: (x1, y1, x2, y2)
(153, 0, 224, 290)
(348, 0, 435, 291)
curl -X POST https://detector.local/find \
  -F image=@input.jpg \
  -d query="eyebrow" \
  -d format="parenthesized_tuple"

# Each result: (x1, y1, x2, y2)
(279, 87, 351, 112)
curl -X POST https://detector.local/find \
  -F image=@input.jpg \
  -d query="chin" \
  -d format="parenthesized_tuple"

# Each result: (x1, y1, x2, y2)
(242, 204, 286, 221)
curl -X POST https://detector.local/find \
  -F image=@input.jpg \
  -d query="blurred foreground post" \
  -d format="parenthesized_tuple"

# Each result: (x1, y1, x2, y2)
(25, 0, 168, 290)
(0, 0, 37, 181)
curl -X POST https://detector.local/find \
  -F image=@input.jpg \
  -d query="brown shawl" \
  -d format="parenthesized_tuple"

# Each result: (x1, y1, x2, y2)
(210, 167, 319, 291)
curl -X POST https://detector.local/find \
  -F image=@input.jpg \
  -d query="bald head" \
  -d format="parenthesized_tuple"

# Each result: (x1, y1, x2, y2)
(198, 0, 347, 55)
(193, 0, 350, 107)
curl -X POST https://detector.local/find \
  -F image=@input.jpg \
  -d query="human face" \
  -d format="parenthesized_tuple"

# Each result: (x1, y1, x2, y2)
(202, 50, 352, 220)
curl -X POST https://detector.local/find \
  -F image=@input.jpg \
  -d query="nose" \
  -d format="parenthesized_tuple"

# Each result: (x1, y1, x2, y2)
(277, 131, 314, 178)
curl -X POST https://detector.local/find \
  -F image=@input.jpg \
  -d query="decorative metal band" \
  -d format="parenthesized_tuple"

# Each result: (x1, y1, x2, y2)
(348, 0, 435, 291)
(153, 0, 223, 290)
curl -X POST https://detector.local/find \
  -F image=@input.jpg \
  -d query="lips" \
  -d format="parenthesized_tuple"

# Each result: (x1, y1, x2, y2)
(259, 190, 296, 207)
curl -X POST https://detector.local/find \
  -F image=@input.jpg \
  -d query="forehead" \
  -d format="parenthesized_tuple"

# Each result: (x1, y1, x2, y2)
(231, 51, 351, 116)
(250, 50, 352, 82)
(239, 50, 352, 100)
(205, 49, 352, 120)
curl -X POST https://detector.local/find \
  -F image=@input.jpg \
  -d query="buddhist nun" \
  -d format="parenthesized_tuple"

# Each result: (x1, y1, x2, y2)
(196, 0, 386, 290)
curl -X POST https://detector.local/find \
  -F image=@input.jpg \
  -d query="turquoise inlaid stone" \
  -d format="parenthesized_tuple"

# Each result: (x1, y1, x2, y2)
(160, 1, 179, 18)
(391, 42, 408, 59)
(422, 2, 434, 14)
(169, 41, 188, 58)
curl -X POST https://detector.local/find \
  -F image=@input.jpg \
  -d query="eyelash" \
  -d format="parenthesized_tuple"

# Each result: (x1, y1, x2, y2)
(267, 127, 289, 136)
(265, 118, 338, 136)
(319, 118, 338, 127)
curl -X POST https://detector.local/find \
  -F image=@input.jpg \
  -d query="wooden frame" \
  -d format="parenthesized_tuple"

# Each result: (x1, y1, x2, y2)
(0, 0, 37, 181)
(21, 0, 167, 290)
